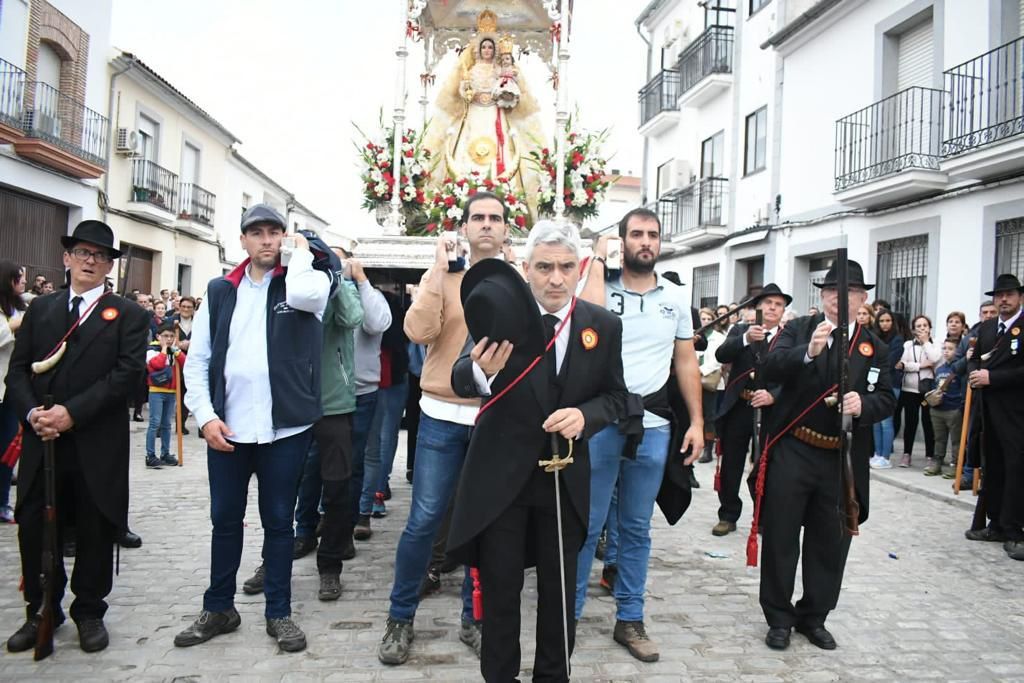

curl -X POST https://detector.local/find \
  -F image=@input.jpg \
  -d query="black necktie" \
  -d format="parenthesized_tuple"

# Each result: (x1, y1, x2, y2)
(68, 295, 83, 331)
(998, 321, 1006, 337)
(543, 314, 560, 383)
(765, 331, 772, 345)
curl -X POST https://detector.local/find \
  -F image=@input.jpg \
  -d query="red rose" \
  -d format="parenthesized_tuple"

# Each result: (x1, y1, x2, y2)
(468, 187, 477, 196)
(515, 215, 526, 227)
(444, 196, 455, 207)
(484, 179, 495, 189)
(426, 222, 437, 232)
(571, 151, 584, 166)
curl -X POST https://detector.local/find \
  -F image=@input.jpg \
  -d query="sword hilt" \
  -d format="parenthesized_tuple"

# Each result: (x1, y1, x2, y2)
(539, 434, 574, 472)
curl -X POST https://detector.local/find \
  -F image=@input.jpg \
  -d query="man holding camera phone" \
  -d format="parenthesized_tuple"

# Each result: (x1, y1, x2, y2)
(176, 204, 335, 653)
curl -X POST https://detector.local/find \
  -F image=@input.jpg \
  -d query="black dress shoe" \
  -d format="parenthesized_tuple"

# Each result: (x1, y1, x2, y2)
(6, 614, 64, 653)
(965, 526, 1008, 542)
(76, 618, 109, 653)
(118, 530, 142, 549)
(174, 608, 241, 647)
(293, 536, 318, 559)
(765, 627, 791, 650)
(1005, 540, 1024, 559)
(796, 623, 837, 650)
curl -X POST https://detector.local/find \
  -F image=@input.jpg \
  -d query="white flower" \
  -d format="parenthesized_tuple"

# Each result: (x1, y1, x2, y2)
(370, 169, 383, 182)
(446, 206, 464, 220)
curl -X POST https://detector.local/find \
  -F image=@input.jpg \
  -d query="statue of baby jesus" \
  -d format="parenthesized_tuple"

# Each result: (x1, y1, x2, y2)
(492, 52, 521, 110)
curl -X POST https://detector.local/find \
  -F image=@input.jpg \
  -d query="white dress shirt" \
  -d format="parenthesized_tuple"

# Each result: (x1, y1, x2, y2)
(67, 282, 106, 323)
(184, 248, 329, 444)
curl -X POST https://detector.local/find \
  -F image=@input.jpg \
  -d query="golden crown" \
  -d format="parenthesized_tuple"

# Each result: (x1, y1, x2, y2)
(477, 9, 498, 33)
(497, 33, 515, 55)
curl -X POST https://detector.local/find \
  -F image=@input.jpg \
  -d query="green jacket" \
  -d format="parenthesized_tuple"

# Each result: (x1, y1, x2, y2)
(320, 280, 364, 415)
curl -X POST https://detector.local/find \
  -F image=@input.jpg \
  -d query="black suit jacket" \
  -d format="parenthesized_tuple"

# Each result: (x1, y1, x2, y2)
(971, 314, 1024, 421)
(447, 298, 628, 566)
(760, 314, 895, 524)
(714, 322, 782, 420)
(4, 291, 150, 529)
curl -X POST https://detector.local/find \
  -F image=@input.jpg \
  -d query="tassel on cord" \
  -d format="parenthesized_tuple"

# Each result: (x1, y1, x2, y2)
(471, 567, 483, 620)
(713, 437, 723, 492)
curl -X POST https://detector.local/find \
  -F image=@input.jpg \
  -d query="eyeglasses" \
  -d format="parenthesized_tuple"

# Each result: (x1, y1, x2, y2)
(69, 247, 113, 264)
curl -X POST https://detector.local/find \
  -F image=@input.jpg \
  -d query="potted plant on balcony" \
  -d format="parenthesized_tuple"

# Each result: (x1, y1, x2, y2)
(355, 117, 431, 228)
(132, 186, 147, 202)
(529, 119, 615, 227)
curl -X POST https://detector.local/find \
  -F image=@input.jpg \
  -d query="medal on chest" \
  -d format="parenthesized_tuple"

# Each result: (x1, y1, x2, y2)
(866, 366, 880, 392)
(1012, 337, 1019, 356)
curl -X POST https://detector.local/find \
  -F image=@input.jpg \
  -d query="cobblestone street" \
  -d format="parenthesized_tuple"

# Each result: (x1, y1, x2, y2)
(1, 418, 1022, 682)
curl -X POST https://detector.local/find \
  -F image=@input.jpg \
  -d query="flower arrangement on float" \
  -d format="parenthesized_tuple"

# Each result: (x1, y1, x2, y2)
(414, 171, 530, 236)
(530, 120, 614, 224)
(354, 121, 431, 220)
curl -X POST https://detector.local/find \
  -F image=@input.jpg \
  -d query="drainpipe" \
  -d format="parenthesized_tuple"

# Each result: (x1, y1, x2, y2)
(637, 22, 652, 204)
(103, 59, 132, 224)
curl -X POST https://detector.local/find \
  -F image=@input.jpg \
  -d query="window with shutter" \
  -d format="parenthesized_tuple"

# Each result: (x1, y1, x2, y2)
(896, 19, 933, 92)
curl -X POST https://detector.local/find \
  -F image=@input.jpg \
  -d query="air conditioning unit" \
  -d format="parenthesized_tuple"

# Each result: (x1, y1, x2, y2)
(116, 127, 139, 155)
(754, 201, 774, 225)
(657, 159, 692, 196)
(22, 109, 62, 139)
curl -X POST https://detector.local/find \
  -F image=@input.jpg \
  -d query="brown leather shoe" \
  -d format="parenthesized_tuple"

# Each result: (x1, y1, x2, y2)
(711, 520, 736, 536)
(613, 619, 659, 662)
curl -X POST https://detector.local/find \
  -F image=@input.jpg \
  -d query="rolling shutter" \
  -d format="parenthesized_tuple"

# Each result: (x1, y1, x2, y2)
(897, 19, 933, 91)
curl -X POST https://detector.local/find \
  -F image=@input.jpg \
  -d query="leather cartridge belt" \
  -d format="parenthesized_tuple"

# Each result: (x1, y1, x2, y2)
(791, 425, 840, 450)
(740, 388, 756, 401)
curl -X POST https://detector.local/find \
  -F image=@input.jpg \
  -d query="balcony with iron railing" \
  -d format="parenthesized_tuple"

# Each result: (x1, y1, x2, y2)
(659, 177, 729, 246)
(129, 158, 179, 223)
(638, 69, 681, 136)
(942, 35, 1024, 181)
(0, 58, 26, 141)
(833, 86, 947, 207)
(676, 25, 734, 107)
(176, 182, 217, 236)
(13, 81, 108, 178)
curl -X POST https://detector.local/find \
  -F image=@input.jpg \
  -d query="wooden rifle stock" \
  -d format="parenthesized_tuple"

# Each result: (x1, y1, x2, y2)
(953, 338, 977, 494)
(834, 249, 860, 536)
(34, 394, 57, 661)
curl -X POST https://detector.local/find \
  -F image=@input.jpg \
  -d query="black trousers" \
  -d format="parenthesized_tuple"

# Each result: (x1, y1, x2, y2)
(17, 445, 115, 623)
(717, 404, 756, 523)
(759, 436, 852, 630)
(980, 404, 1024, 539)
(478, 467, 583, 683)
(899, 390, 934, 459)
(313, 413, 354, 574)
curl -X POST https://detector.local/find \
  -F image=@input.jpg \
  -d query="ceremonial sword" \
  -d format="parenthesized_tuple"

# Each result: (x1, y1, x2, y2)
(539, 432, 574, 677)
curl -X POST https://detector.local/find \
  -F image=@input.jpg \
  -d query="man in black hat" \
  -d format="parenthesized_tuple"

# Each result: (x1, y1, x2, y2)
(447, 220, 628, 682)
(755, 259, 895, 651)
(4, 220, 150, 653)
(711, 283, 790, 537)
(964, 273, 1024, 561)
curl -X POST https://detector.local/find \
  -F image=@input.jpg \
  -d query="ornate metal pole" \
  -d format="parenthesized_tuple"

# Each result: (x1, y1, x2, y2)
(386, 0, 414, 235)
(551, 1, 570, 220)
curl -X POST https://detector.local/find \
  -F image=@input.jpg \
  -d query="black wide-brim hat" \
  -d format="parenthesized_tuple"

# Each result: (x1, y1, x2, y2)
(984, 273, 1024, 296)
(60, 219, 122, 258)
(460, 258, 545, 359)
(751, 282, 792, 307)
(813, 259, 874, 290)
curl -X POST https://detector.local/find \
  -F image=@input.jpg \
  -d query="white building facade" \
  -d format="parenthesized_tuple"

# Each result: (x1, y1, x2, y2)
(638, 0, 1024, 323)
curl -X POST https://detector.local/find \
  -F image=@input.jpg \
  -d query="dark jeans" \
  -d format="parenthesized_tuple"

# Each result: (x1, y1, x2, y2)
(347, 392, 379, 522)
(899, 390, 934, 458)
(0, 399, 18, 508)
(405, 374, 422, 476)
(312, 413, 354, 575)
(203, 430, 311, 619)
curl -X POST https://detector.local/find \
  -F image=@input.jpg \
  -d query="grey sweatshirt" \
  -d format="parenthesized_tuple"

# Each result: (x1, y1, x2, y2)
(353, 280, 393, 395)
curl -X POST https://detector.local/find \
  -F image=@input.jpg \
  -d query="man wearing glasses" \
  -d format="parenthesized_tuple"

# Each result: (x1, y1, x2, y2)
(5, 220, 149, 654)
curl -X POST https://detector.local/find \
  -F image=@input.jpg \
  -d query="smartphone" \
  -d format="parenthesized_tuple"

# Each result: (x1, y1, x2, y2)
(281, 235, 296, 266)
(443, 230, 458, 263)
(606, 237, 622, 270)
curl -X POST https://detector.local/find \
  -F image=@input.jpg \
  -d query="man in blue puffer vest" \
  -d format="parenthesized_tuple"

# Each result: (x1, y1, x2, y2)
(176, 204, 336, 653)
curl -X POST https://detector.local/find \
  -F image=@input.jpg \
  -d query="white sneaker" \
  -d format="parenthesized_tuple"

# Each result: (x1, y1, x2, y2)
(875, 457, 893, 470)
(869, 455, 883, 468)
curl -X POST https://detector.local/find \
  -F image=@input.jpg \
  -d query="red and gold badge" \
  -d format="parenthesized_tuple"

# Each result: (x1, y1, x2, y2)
(858, 342, 874, 357)
(101, 307, 119, 321)
(581, 327, 598, 350)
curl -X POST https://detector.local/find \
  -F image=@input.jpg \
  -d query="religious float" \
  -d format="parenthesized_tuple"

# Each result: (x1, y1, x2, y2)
(350, 0, 614, 282)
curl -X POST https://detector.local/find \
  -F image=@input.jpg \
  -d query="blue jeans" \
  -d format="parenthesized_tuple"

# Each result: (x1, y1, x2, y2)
(145, 391, 175, 457)
(389, 413, 474, 623)
(360, 380, 409, 514)
(575, 424, 670, 621)
(602, 486, 620, 566)
(347, 392, 379, 519)
(872, 388, 900, 459)
(203, 430, 311, 619)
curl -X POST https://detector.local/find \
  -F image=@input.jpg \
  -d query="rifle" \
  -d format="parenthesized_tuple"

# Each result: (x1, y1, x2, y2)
(750, 309, 764, 460)
(953, 338, 977, 493)
(34, 394, 57, 661)
(834, 249, 860, 537)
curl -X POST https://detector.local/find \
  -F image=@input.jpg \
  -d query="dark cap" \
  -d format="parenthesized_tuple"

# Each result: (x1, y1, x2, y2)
(240, 203, 286, 233)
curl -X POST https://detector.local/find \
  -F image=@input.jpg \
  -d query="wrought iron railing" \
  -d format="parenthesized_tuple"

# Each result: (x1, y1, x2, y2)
(131, 158, 178, 212)
(178, 182, 216, 226)
(834, 87, 945, 191)
(22, 81, 108, 166)
(660, 177, 728, 236)
(0, 58, 25, 131)
(943, 36, 1024, 156)
(639, 69, 681, 126)
(676, 26, 734, 96)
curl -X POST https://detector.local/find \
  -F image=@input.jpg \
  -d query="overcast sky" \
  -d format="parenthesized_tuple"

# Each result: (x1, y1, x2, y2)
(110, 0, 647, 235)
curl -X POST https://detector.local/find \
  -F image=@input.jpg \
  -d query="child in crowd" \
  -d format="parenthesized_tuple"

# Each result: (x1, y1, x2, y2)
(145, 321, 185, 468)
(926, 337, 965, 477)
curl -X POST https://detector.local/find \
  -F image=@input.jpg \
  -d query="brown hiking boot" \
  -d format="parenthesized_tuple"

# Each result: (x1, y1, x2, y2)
(711, 520, 736, 536)
(613, 619, 659, 662)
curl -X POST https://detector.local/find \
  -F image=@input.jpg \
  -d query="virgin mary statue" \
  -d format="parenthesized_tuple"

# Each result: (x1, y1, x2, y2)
(423, 11, 545, 205)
